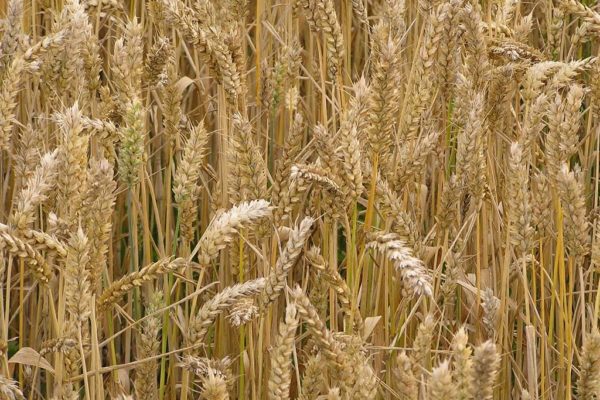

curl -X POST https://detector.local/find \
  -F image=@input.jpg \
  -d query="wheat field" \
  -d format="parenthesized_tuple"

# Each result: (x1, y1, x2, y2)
(2, 0, 600, 398)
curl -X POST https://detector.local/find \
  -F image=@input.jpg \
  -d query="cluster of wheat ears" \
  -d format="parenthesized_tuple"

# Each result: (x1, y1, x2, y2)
(4, 0, 600, 398)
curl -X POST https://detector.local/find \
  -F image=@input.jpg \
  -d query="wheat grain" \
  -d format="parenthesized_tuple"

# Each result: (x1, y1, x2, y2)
(260, 217, 314, 307)
(195, 200, 272, 266)
(187, 278, 266, 349)
(428, 360, 457, 400)
(97, 258, 186, 311)
(366, 232, 432, 297)
(470, 341, 500, 400)
(134, 292, 163, 400)
(268, 303, 299, 400)
(578, 329, 600, 399)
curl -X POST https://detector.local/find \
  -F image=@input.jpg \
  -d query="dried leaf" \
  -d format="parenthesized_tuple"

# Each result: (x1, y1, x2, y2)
(9, 347, 55, 374)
